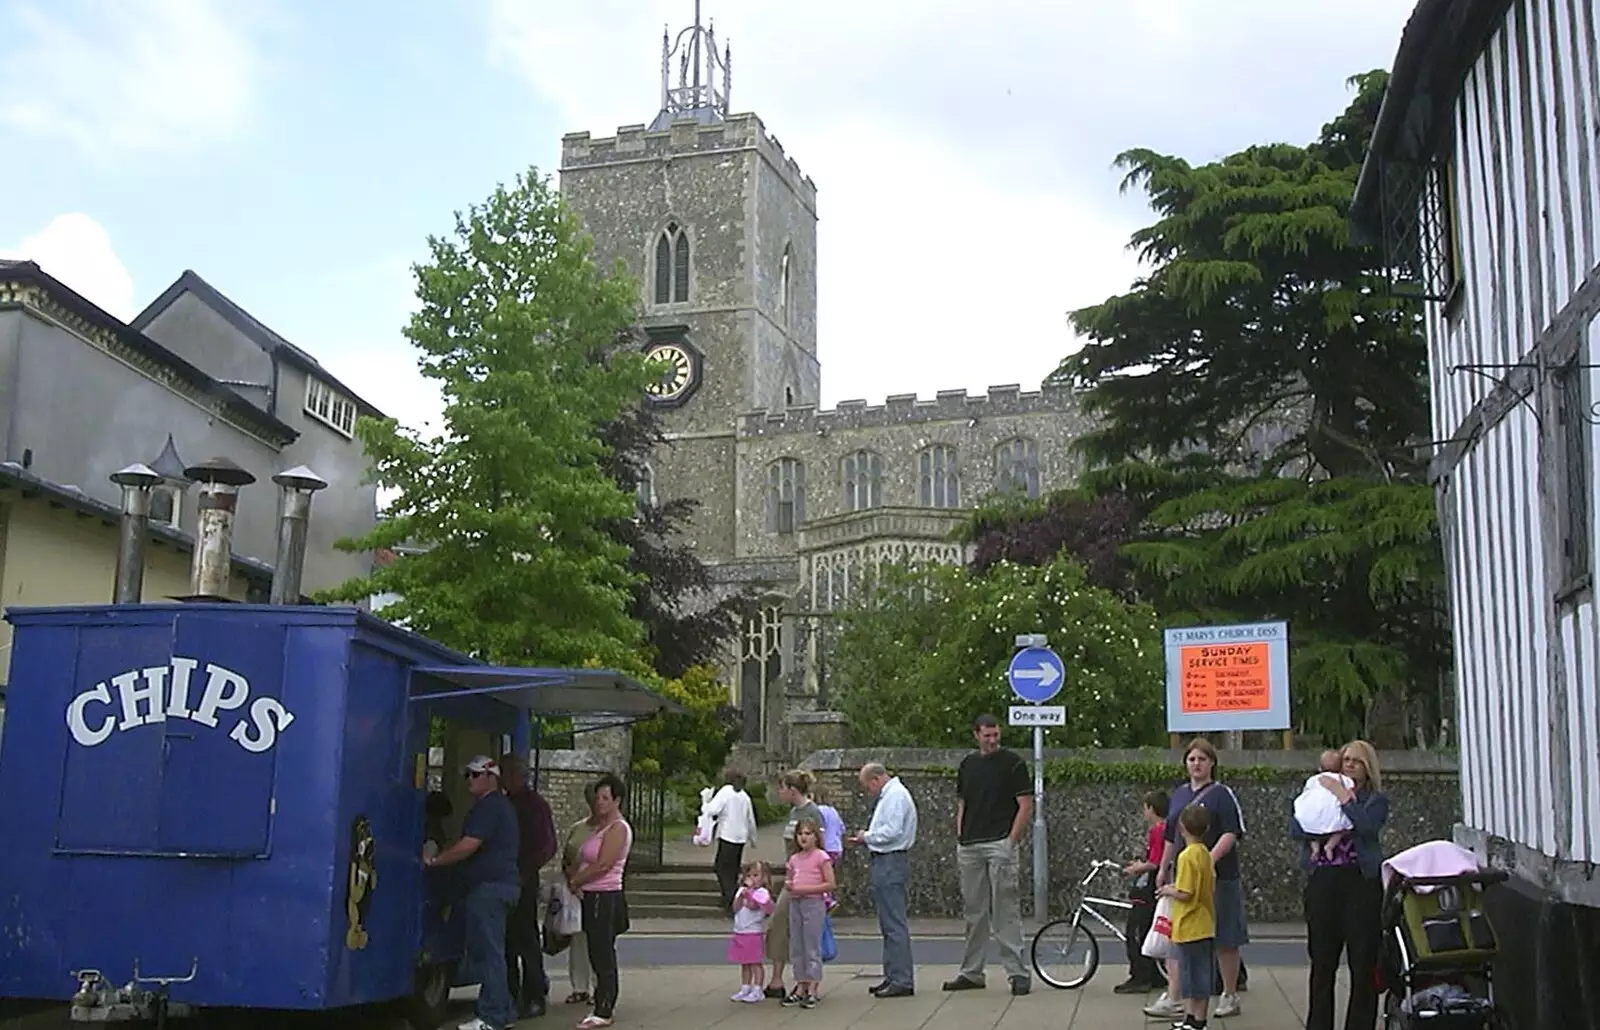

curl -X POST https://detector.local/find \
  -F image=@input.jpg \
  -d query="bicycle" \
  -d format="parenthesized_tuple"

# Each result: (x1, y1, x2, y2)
(1030, 859, 1169, 990)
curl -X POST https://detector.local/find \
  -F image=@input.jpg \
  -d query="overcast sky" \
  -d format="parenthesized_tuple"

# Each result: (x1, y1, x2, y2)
(0, 0, 1416, 433)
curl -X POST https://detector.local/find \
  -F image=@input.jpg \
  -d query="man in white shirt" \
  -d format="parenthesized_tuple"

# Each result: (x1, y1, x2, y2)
(846, 762, 918, 997)
(702, 772, 759, 910)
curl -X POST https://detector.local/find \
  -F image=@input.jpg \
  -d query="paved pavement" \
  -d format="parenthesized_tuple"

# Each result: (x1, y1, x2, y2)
(6, 958, 1337, 1029)
(431, 960, 1343, 1029)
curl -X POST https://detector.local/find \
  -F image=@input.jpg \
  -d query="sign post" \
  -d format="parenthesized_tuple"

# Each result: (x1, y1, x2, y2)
(1007, 633, 1066, 924)
(1162, 621, 1292, 737)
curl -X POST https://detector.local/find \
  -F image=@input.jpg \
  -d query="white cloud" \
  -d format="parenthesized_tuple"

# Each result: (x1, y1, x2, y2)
(484, 0, 1415, 408)
(0, 0, 265, 159)
(1, 214, 136, 321)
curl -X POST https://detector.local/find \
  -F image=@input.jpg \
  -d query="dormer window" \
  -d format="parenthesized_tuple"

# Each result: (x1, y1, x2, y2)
(305, 376, 356, 437)
(148, 483, 185, 528)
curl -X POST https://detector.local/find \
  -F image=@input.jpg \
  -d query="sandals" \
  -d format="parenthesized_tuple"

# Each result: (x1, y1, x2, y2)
(564, 992, 590, 1005)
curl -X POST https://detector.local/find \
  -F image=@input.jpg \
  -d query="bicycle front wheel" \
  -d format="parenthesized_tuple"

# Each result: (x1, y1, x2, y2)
(1031, 917, 1100, 989)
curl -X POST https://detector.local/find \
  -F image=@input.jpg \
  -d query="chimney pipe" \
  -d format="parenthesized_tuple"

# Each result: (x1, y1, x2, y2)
(269, 465, 328, 605)
(109, 463, 164, 604)
(181, 457, 256, 600)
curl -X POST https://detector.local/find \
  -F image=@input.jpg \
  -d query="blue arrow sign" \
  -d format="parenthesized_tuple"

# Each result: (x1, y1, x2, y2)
(1007, 646, 1065, 704)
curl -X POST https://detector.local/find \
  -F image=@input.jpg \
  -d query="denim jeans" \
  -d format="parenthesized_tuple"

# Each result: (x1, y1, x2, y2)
(868, 850, 914, 989)
(465, 881, 521, 1027)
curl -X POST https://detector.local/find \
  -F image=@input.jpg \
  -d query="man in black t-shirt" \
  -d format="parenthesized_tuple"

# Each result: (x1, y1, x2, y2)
(944, 714, 1034, 996)
(422, 755, 522, 1030)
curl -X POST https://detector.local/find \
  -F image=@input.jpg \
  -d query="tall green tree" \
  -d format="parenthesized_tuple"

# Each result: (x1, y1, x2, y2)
(828, 557, 1166, 750)
(321, 168, 657, 669)
(1024, 72, 1449, 746)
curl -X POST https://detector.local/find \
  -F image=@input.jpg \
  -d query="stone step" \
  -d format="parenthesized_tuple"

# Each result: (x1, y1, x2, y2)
(629, 871, 786, 893)
(629, 889, 727, 908)
(629, 901, 736, 920)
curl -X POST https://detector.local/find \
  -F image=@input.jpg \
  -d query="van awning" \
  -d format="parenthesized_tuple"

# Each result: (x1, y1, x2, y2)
(407, 665, 684, 720)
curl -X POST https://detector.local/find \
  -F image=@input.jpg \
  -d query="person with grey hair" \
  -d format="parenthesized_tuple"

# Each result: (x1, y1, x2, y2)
(846, 762, 918, 998)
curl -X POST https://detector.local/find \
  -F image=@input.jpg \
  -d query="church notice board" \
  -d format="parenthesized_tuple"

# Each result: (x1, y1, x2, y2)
(1161, 621, 1290, 733)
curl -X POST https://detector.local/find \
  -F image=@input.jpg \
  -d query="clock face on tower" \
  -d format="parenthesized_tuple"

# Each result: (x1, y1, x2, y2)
(643, 340, 699, 406)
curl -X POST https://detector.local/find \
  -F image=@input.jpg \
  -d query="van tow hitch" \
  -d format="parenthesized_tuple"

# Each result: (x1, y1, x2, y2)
(70, 958, 198, 1026)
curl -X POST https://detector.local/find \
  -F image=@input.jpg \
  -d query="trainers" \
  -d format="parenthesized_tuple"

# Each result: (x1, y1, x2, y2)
(740, 986, 764, 1004)
(1112, 976, 1154, 995)
(780, 990, 803, 1007)
(799, 994, 818, 1009)
(458, 1020, 493, 1030)
(1009, 976, 1031, 996)
(732, 986, 753, 1002)
(1213, 992, 1241, 1017)
(1143, 993, 1182, 1018)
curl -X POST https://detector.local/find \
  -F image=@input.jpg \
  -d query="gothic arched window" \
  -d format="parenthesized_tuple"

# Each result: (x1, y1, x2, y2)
(654, 222, 690, 304)
(842, 450, 882, 511)
(767, 457, 806, 534)
(779, 244, 793, 326)
(918, 444, 960, 508)
(995, 437, 1041, 498)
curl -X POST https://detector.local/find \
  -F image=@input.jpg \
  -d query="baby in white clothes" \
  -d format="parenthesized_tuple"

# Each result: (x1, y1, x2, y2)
(1294, 750, 1355, 863)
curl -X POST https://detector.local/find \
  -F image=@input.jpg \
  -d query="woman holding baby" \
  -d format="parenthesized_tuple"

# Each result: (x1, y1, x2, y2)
(1290, 739, 1390, 1030)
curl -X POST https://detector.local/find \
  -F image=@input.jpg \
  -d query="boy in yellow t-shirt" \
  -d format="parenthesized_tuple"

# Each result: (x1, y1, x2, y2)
(1157, 803, 1216, 1030)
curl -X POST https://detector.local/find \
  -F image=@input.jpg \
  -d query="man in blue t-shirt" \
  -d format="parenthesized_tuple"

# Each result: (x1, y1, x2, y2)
(422, 755, 522, 1030)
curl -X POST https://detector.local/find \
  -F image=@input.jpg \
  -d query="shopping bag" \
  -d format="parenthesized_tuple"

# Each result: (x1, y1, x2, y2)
(1140, 895, 1174, 960)
(820, 912, 838, 963)
(545, 879, 584, 938)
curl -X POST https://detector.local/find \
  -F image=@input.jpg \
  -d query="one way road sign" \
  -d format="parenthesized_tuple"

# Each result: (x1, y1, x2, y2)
(1008, 646, 1065, 704)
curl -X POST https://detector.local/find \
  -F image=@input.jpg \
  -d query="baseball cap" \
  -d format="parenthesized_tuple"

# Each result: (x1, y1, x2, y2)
(465, 756, 500, 777)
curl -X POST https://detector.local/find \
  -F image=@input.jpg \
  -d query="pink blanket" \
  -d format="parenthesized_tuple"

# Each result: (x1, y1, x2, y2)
(1381, 840, 1482, 893)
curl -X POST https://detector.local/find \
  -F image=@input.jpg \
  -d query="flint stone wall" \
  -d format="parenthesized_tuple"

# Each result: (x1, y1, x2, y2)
(801, 747, 1460, 922)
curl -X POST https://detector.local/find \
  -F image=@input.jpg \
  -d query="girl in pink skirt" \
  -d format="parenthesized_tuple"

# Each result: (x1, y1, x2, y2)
(729, 861, 775, 1002)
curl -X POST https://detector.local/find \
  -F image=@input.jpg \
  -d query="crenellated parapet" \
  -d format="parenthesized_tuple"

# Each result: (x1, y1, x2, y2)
(738, 382, 1081, 437)
(561, 112, 816, 205)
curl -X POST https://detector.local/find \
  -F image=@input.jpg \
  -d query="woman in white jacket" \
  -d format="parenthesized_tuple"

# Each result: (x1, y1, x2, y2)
(702, 772, 760, 910)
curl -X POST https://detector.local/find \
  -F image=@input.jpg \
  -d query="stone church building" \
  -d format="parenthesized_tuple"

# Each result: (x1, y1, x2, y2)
(558, 14, 1094, 767)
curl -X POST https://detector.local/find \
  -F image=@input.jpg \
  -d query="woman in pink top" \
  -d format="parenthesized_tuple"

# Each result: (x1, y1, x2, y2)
(566, 774, 633, 1029)
(783, 818, 836, 1008)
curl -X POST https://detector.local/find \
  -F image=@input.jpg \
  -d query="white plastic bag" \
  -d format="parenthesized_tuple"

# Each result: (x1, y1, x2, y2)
(544, 879, 583, 938)
(1141, 895, 1174, 960)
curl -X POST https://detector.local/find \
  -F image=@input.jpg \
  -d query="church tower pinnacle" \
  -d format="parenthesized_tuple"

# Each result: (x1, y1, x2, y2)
(649, 1, 731, 130)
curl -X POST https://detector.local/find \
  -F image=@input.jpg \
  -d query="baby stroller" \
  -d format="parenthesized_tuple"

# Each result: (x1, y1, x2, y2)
(1379, 841, 1510, 1029)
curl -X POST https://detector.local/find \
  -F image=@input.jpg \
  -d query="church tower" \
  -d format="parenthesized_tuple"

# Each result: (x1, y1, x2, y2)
(558, 6, 819, 569)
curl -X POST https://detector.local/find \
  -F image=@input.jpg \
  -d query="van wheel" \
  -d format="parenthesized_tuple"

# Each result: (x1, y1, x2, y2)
(403, 961, 454, 1030)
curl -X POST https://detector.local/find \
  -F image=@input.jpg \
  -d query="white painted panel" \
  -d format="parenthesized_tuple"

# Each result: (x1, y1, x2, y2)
(1518, 405, 1556, 857)
(1574, 601, 1596, 863)
(1545, 0, 1587, 302)
(1470, 445, 1508, 838)
(1487, 420, 1521, 844)
(1501, 412, 1531, 848)
(1450, 472, 1487, 832)
(1523, 0, 1561, 318)
(1573, 0, 1600, 270)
